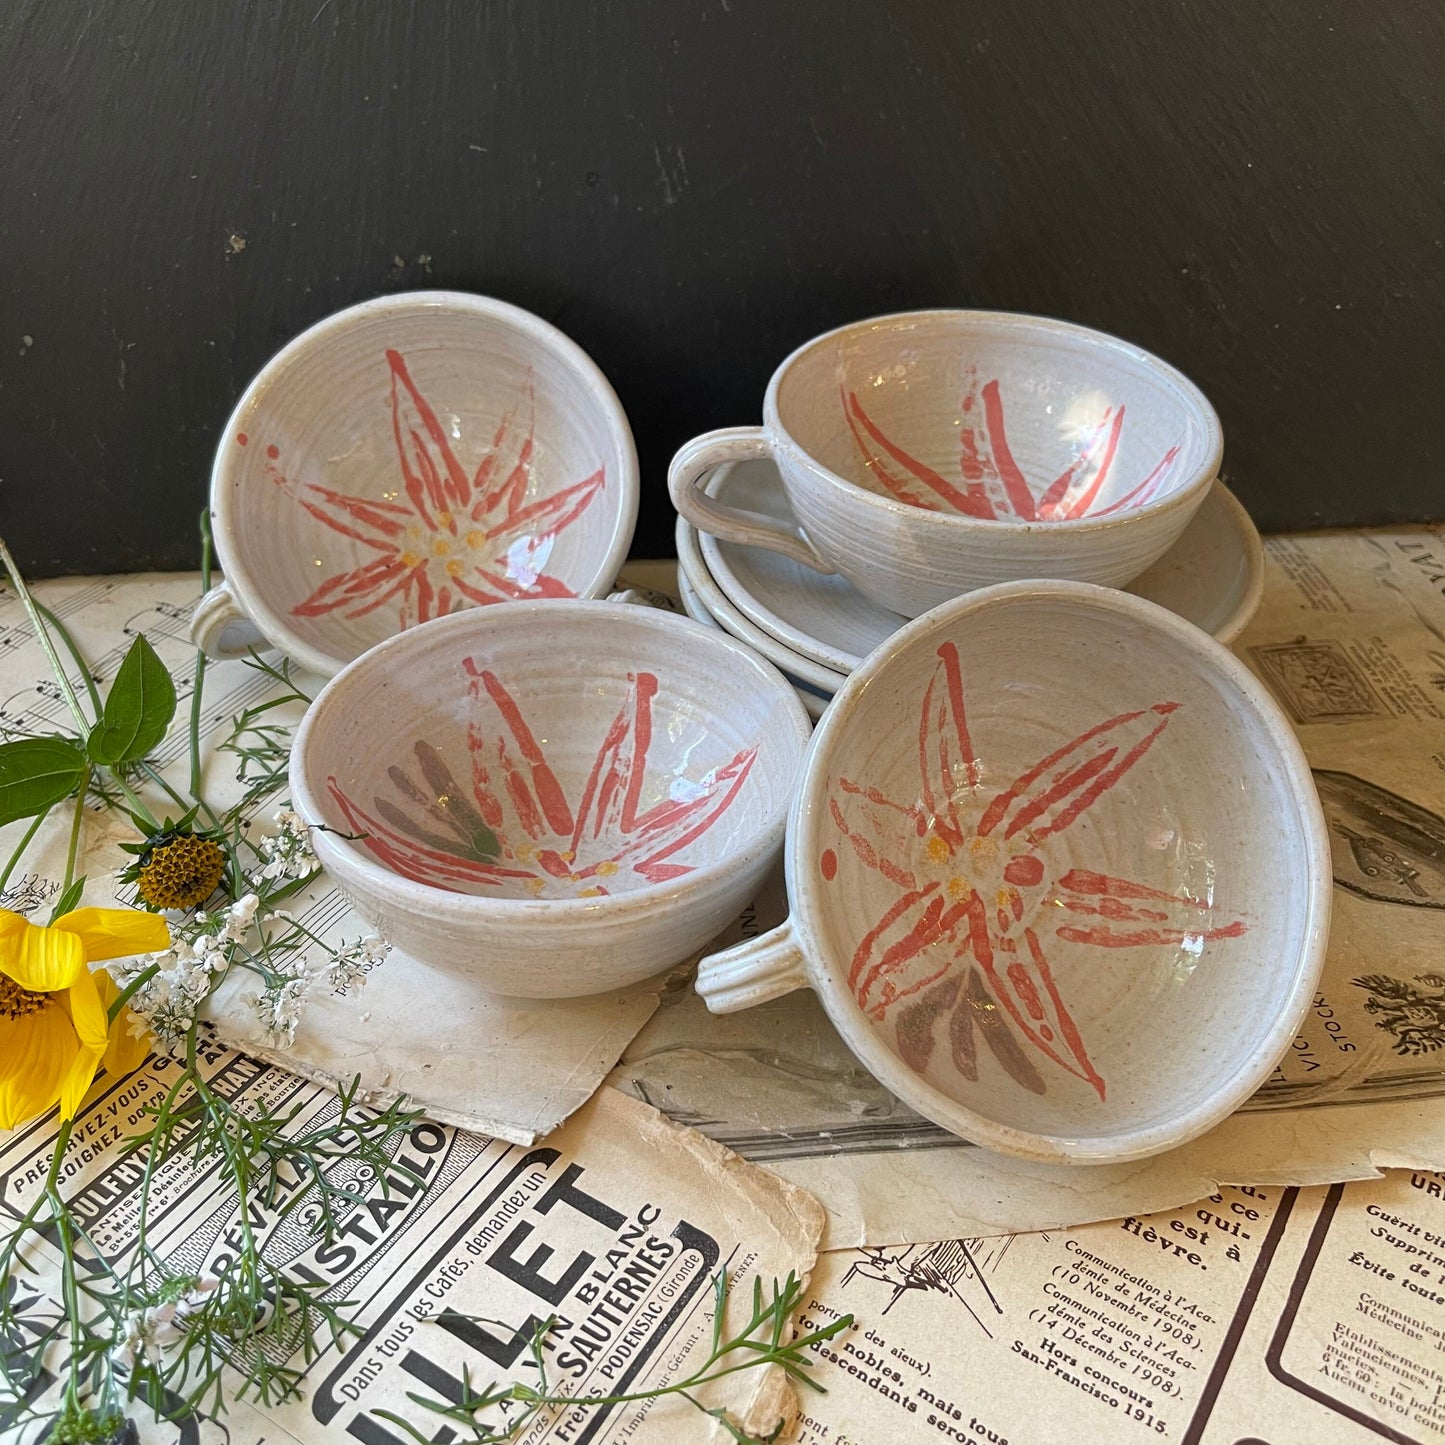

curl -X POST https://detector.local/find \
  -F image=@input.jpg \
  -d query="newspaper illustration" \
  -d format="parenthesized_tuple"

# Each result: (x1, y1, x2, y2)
(795, 1168, 1445, 1444)
(0, 1055, 823, 1443)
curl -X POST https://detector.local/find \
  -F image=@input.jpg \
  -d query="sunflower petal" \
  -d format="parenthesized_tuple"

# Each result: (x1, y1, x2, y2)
(96, 970, 151, 1078)
(52, 907, 170, 963)
(0, 912, 86, 992)
(0, 1004, 78, 1130)
(64, 967, 108, 1051)
(56, 1038, 106, 1120)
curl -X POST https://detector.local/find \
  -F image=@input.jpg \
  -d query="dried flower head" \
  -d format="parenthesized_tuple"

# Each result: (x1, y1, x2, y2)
(135, 833, 227, 911)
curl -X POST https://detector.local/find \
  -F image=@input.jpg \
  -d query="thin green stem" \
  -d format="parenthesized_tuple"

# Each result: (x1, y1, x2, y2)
(137, 761, 221, 831)
(34, 599, 103, 719)
(106, 768, 157, 829)
(40, 1119, 88, 1418)
(61, 768, 92, 897)
(0, 537, 91, 737)
(190, 509, 213, 803)
(0, 803, 52, 895)
(520, 1351, 823, 1412)
(107, 961, 159, 1024)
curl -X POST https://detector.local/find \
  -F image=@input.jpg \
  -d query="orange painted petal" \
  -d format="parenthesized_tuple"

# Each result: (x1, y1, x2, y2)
(1091, 444, 1182, 518)
(917, 642, 980, 846)
(627, 747, 758, 883)
(977, 702, 1179, 844)
(1051, 868, 1248, 942)
(473, 385, 535, 516)
(469, 665, 574, 837)
(569, 673, 652, 852)
(388, 348, 471, 517)
(980, 380, 1037, 520)
(291, 554, 409, 617)
(1056, 920, 1247, 948)
(842, 388, 990, 515)
(827, 793, 918, 892)
(483, 467, 606, 546)
(1036, 405, 1124, 520)
(849, 884, 973, 1017)
(296, 482, 410, 540)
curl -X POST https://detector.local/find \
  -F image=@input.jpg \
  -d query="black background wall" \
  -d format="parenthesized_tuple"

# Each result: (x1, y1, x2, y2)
(2, 1, 1442, 575)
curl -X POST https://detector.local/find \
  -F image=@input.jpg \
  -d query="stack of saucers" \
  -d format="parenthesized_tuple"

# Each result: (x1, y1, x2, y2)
(675, 454, 1264, 719)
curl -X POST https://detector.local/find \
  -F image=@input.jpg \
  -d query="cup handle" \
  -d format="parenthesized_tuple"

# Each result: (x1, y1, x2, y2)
(695, 920, 810, 1013)
(668, 427, 835, 573)
(190, 581, 266, 660)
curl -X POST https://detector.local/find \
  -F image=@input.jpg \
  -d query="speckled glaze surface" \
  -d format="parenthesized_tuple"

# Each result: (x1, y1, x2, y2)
(195, 291, 639, 676)
(697, 460, 1264, 673)
(670, 311, 1222, 618)
(290, 601, 810, 997)
(694, 581, 1330, 1164)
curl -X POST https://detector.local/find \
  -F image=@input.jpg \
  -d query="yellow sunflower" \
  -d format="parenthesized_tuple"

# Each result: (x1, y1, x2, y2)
(0, 906, 170, 1131)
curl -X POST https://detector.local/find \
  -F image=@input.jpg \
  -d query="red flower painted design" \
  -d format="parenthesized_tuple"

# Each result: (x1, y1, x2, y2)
(257, 350, 606, 628)
(821, 642, 1247, 1100)
(328, 665, 757, 899)
(842, 369, 1180, 522)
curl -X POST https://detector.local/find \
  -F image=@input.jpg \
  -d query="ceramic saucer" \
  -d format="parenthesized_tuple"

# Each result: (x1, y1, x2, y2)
(675, 513, 850, 697)
(675, 552, 832, 719)
(698, 461, 1265, 674)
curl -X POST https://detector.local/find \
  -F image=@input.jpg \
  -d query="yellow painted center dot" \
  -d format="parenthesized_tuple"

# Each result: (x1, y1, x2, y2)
(926, 835, 952, 865)
(466, 529, 488, 550)
(596, 860, 619, 876)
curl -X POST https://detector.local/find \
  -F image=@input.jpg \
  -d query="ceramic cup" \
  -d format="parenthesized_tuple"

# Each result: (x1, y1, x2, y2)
(195, 291, 639, 676)
(290, 600, 811, 998)
(669, 310, 1223, 618)
(695, 581, 1331, 1164)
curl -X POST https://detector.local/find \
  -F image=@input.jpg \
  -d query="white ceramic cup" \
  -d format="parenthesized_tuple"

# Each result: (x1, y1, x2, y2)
(196, 291, 639, 676)
(670, 310, 1222, 619)
(695, 580, 1330, 1164)
(290, 600, 811, 998)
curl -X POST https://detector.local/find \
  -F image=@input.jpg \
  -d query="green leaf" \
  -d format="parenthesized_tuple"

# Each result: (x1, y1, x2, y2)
(87, 634, 177, 766)
(0, 736, 87, 824)
(49, 876, 85, 922)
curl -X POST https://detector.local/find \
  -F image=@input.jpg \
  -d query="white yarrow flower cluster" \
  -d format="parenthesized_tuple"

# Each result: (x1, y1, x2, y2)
(112, 1277, 219, 1372)
(255, 952, 313, 1047)
(326, 935, 389, 996)
(117, 894, 266, 1054)
(258, 808, 318, 881)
